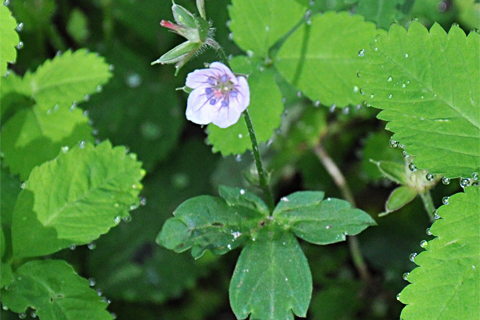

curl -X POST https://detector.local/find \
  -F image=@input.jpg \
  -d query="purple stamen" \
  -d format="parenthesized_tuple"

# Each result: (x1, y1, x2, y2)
(205, 88, 213, 94)
(210, 98, 217, 105)
(221, 100, 228, 107)
(230, 91, 238, 97)
(207, 77, 216, 85)
(221, 75, 228, 83)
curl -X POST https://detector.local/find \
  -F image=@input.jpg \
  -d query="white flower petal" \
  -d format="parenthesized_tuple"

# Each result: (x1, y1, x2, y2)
(185, 88, 214, 125)
(185, 69, 215, 89)
(232, 76, 250, 113)
(209, 62, 237, 84)
(212, 104, 242, 128)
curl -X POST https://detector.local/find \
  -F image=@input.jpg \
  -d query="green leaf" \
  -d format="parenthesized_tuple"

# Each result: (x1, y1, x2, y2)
(362, 131, 404, 181)
(383, 186, 418, 214)
(157, 192, 265, 259)
(228, 0, 308, 57)
(207, 56, 283, 155)
(12, 141, 144, 258)
(1, 168, 21, 226)
(23, 49, 112, 107)
(229, 225, 312, 320)
(370, 160, 409, 185)
(273, 191, 376, 244)
(0, 5, 19, 76)
(1, 104, 94, 180)
(1, 262, 13, 289)
(1, 260, 111, 319)
(362, 22, 480, 178)
(399, 186, 480, 319)
(218, 185, 270, 216)
(355, 0, 406, 29)
(276, 11, 380, 107)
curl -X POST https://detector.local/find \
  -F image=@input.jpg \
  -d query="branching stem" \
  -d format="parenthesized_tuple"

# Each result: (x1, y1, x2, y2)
(419, 191, 436, 223)
(313, 143, 371, 284)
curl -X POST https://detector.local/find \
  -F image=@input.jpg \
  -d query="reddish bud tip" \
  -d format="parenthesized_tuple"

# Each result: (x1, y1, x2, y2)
(160, 20, 178, 31)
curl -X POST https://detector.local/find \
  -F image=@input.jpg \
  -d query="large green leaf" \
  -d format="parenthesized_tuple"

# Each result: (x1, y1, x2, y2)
(228, 0, 308, 57)
(207, 56, 284, 155)
(229, 225, 312, 320)
(399, 186, 480, 319)
(355, 0, 409, 29)
(1, 260, 111, 319)
(0, 5, 19, 76)
(362, 22, 480, 178)
(22, 49, 112, 107)
(0, 168, 21, 226)
(12, 141, 144, 258)
(157, 187, 266, 259)
(1, 103, 94, 180)
(273, 191, 376, 244)
(276, 11, 380, 108)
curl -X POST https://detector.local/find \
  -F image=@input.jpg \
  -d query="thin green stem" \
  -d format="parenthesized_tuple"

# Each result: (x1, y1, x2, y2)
(243, 110, 275, 212)
(419, 191, 436, 223)
(313, 143, 371, 285)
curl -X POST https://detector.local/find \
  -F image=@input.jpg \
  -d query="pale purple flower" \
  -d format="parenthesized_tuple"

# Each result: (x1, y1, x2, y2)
(185, 62, 250, 128)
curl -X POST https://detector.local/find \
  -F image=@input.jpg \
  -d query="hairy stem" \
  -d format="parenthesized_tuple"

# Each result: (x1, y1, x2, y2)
(243, 110, 275, 212)
(419, 191, 436, 223)
(313, 143, 371, 284)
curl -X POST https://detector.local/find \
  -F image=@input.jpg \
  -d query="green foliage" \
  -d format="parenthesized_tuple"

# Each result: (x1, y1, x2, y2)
(207, 56, 284, 155)
(1, 260, 111, 319)
(274, 191, 377, 244)
(276, 12, 380, 108)
(12, 141, 144, 258)
(362, 22, 480, 178)
(158, 188, 374, 319)
(355, 0, 412, 29)
(399, 187, 480, 319)
(0, 5, 19, 76)
(228, 0, 308, 57)
(229, 225, 312, 320)
(1, 49, 111, 180)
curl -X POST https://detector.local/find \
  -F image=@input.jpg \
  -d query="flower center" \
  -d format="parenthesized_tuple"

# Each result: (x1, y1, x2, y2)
(205, 74, 238, 107)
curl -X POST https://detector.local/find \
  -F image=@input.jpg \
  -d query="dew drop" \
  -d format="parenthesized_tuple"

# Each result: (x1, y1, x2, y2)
(114, 216, 121, 224)
(460, 178, 470, 188)
(126, 73, 142, 88)
(408, 163, 417, 172)
(228, 33, 234, 40)
(88, 242, 96, 250)
(265, 26, 270, 32)
(426, 228, 432, 236)
(402, 272, 409, 281)
(89, 278, 96, 286)
(472, 172, 478, 180)
(419, 240, 428, 248)
(31, 311, 37, 318)
(19, 313, 26, 319)
(96, 289, 102, 296)
(325, 225, 332, 229)
(304, 10, 312, 19)
(409, 252, 417, 262)
(246, 50, 254, 58)
(96, 85, 103, 92)
(405, 53, 409, 58)
(314, 100, 320, 107)
(426, 173, 434, 181)
(235, 154, 242, 162)
(240, 189, 245, 195)
(20, 182, 25, 189)
(402, 151, 409, 158)
(396, 293, 401, 301)
(342, 106, 350, 114)
(227, 244, 232, 250)
(442, 196, 449, 205)
(61, 146, 69, 153)
(84, 94, 90, 101)
(16, 41, 24, 49)
(79, 140, 86, 149)
(69, 244, 76, 250)
(387, 76, 392, 82)
(434, 210, 441, 219)
(2, 305, 8, 310)
(16, 22, 24, 32)
(109, 64, 115, 71)
(389, 138, 398, 148)
(388, 94, 393, 99)
(329, 104, 336, 113)
(238, 133, 243, 139)
(140, 196, 147, 206)
(442, 177, 450, 185)
(281, 197, 289, 202)
(296, 91, 302, 98)
(358, 49, 365, 57)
